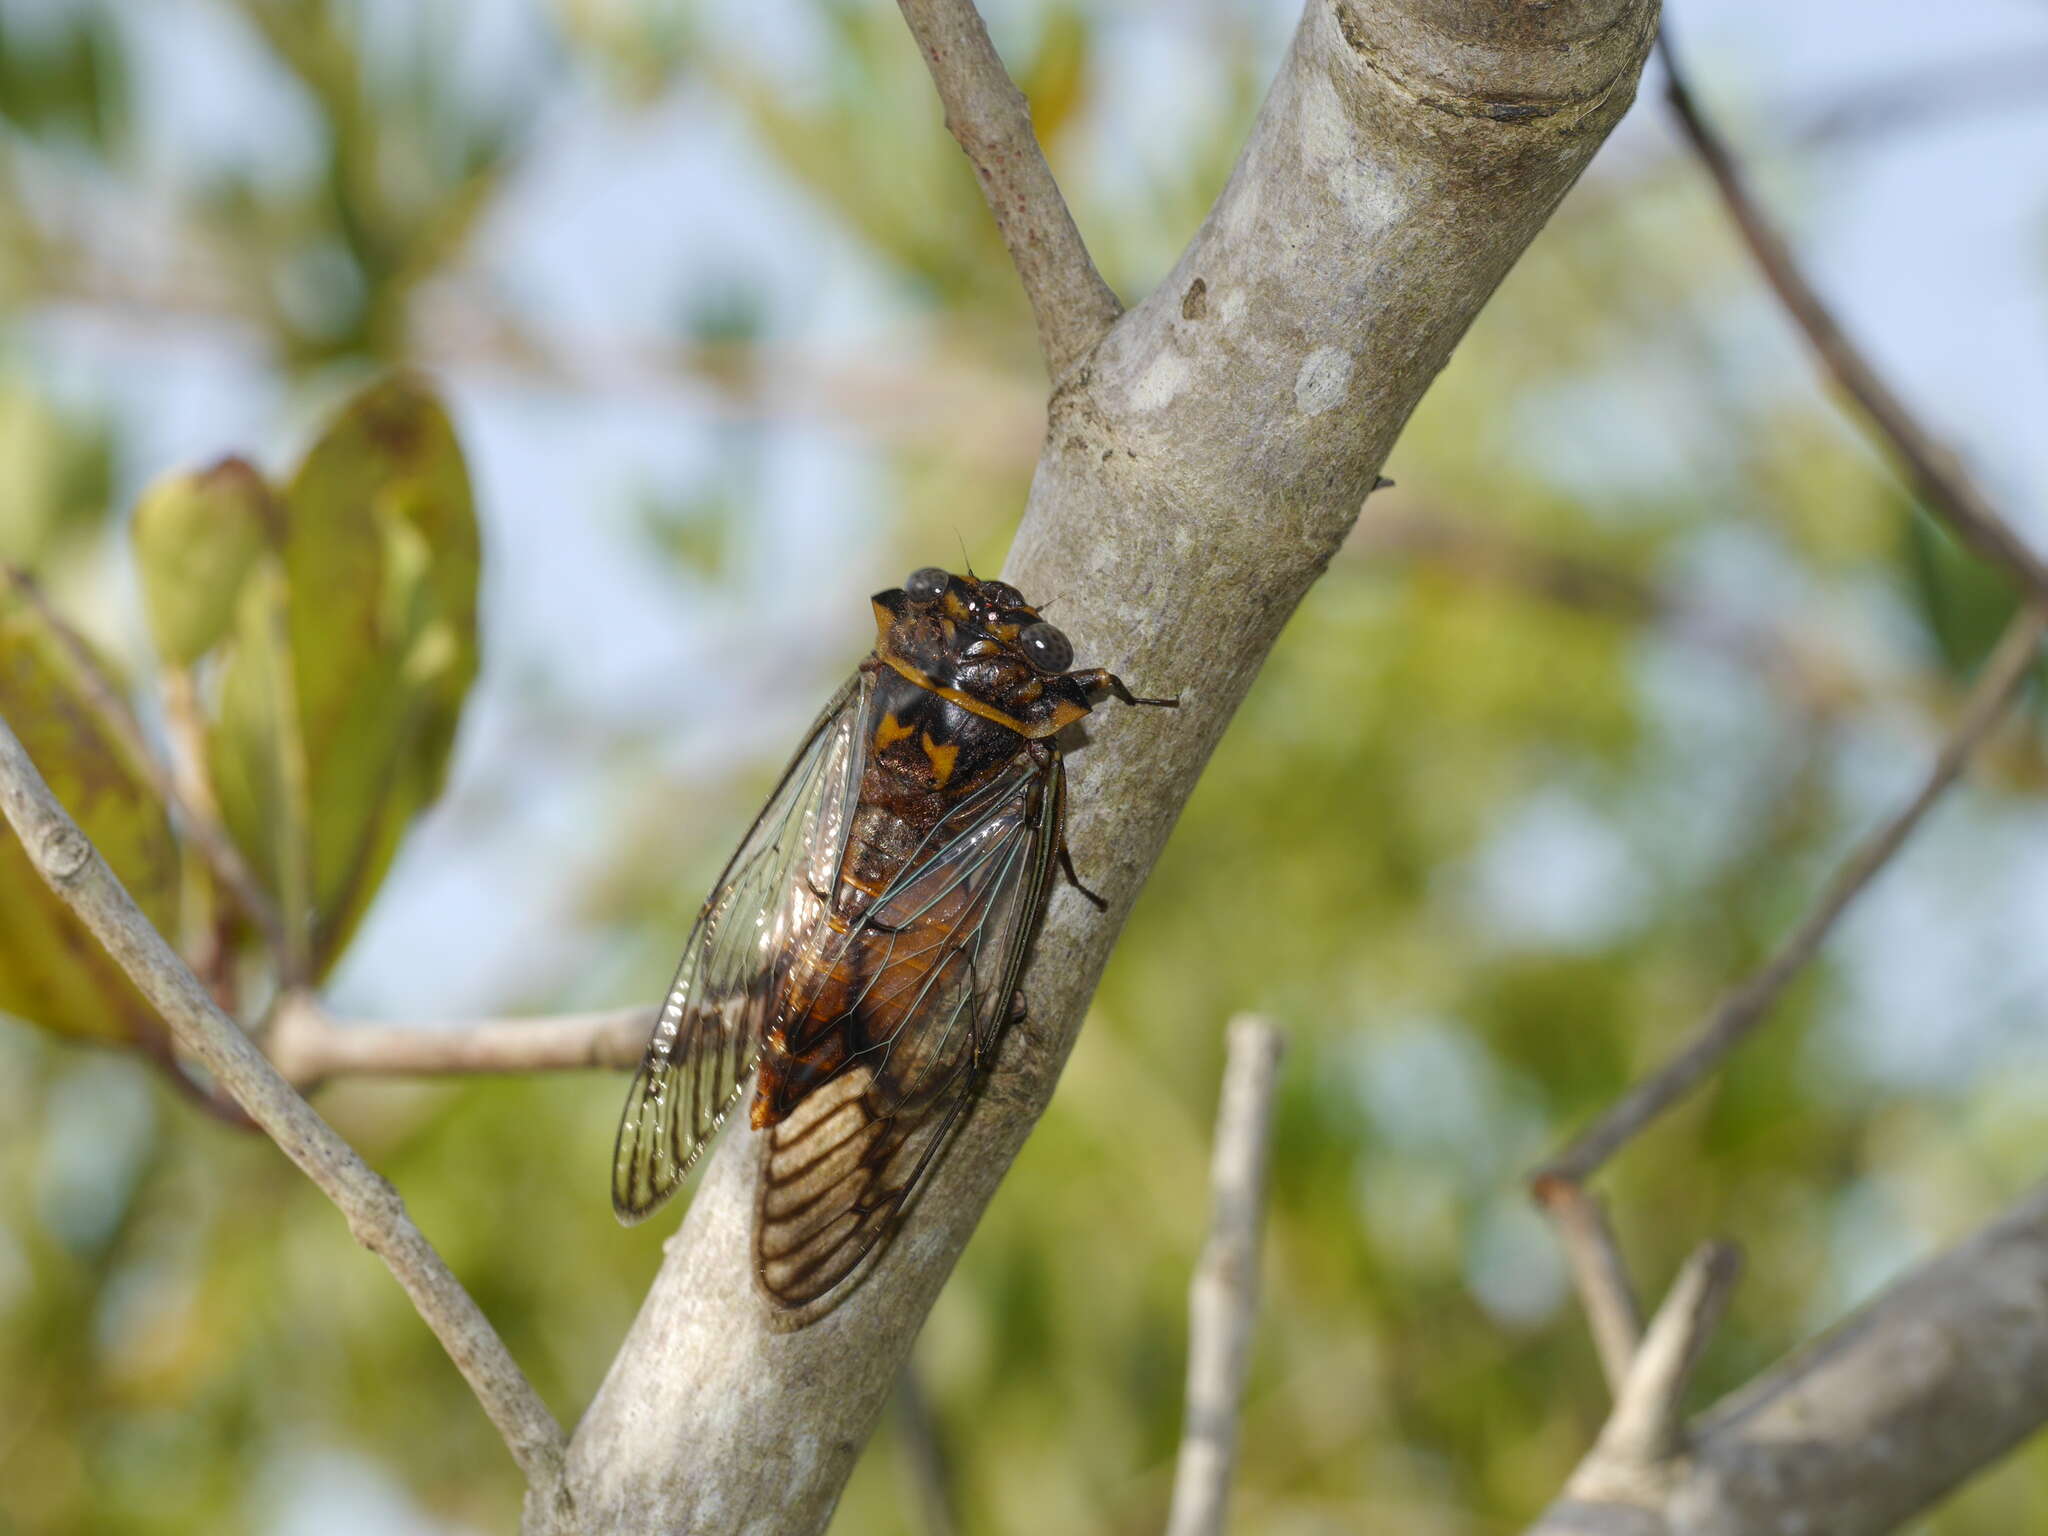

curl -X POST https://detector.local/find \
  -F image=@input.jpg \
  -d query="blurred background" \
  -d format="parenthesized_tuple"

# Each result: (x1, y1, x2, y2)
(3, 0, 2048, 1531)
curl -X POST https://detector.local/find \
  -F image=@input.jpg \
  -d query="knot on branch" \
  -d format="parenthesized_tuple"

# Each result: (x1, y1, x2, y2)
(1330, 0, 1657, 131)
(39, 821, 92, 882)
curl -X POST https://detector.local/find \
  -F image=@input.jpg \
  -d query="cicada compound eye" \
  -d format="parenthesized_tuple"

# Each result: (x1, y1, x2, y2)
(1019, 621, 1073, 674)
(905, 567, 951, 603)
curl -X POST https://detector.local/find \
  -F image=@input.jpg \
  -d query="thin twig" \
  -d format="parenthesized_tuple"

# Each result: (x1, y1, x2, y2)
(892, 1364, 961, 1536)
(1661, 30, 2048, 604)
(894, 0, 1122, 378)
(1534, 1181, 1643, 1398)
(1786, 44, 2048, 150)
(0, 711, 569, 1503)
(266, 994, 652, 1089)
(2, 564, 286, 955)
(1166, 1016, 1286, 1536)
(1534, 601, 2048, 1188)
(1566, 1242, 1742, 1503)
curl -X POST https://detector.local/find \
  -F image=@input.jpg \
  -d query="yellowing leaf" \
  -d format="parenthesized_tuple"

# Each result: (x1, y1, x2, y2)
(0, 598, 178, 1045)
(1021, 6, 1089, 148)
(130, 456, 274, 667)
(207, 375, 480, 975)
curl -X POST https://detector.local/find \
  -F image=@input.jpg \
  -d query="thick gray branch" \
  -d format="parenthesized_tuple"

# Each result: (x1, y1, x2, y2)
(1530, 1178, 2048, 1535)
(561, 2, 1655, 1529)
(0, 714, 571, 1514)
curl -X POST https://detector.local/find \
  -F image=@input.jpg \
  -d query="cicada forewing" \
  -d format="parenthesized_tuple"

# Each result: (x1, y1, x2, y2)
(754, 749, 1065, 1306)
(611, 673, 872, 1223)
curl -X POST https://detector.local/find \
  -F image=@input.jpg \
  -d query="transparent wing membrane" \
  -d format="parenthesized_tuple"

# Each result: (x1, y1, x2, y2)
(611, 674, 870, 1223)
(755, 753, 1061, 1305)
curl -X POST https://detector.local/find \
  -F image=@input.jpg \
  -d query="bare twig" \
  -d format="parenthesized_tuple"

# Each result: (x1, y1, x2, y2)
(892, 1365, 961, 1536)
(265, 994, 651, 1089)
(893, 0, 1121, 378)
(0, 712, 570, 1510)
(1564, 1242, 1742, 1505)
(1533, 1181, 1643, 1399)
(1662, 31, 2048, 604)
(2, 564, 286, 956)
(1535, 600, 2047, 1188)
(1166, 1016, 1286, 1536)
(1786, 45, 2048, 150)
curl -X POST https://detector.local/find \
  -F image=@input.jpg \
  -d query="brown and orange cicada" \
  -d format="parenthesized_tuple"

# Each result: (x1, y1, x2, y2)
(611, 568, 1174, 1311)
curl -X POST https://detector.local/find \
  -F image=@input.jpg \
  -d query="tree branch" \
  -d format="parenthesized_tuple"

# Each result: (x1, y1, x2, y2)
(561, 2, 1658, 1529)
(1166, 1016, 1286, 1536)
(1533, 597, 2046, 1190)
(0, 712, 572, 1520)
(1536, 1180, 1644, 1399)
(1661, 29, 2048, 604)
(892, 1365, 962, 1536)
(265, 994, 651, 1089)
(893, 0, 1122, 378)
(1528, 1178, 2048, 1535)
(1566, 1241, 1742, 1505)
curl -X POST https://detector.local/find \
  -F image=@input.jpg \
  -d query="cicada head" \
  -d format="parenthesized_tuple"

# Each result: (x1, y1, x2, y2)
(871, 568, 1095, 739)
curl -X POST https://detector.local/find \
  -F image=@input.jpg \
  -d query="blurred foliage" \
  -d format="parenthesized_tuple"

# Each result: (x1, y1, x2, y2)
(3, 3, 2048, 1536)
(0, 587, 177, 1046)
(206, 375, 480, 975)
(131, 458, 273, 669)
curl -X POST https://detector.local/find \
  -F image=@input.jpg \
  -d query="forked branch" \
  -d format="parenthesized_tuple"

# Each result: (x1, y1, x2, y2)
(0, 713, 571, 1518)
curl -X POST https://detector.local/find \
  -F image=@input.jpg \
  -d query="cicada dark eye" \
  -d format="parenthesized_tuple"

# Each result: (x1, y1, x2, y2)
(905, 567, 951, 602)
(1019, 621, 1073, 674)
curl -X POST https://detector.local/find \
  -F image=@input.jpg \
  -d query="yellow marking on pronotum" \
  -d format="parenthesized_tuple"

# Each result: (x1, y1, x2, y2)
(922, 732, 960, 787)
(874, 712, 916, 749)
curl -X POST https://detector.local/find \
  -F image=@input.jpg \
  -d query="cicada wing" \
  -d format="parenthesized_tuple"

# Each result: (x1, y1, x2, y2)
(756, 751, 1064, 1306)
(611, 672, 873, 1224)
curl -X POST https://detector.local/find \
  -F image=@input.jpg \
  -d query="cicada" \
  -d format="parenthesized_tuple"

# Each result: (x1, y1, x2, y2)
(612, 567, 1174, 1311)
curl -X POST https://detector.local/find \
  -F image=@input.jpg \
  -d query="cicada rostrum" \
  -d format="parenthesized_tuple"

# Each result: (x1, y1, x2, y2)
(612, 567, 1174, 1311)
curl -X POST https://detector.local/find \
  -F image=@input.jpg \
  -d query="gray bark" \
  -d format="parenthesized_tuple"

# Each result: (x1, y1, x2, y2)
(558, 1, 1656, 1529)
(1533, 1177, 2048, 1535)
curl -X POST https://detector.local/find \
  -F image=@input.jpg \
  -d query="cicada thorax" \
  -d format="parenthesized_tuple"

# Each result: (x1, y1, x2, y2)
(754, 665, 1050, 1129)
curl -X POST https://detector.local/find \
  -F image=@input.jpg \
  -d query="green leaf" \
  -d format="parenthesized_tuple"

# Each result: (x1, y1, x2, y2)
(130, 457, 274, 667)
(207, 375, 480, 975)
(0, 596, 178, 1045)
(1902, 506, 2021, 676)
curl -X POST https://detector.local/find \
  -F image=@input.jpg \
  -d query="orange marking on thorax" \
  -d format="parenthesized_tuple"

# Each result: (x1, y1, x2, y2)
(921, 731, 960, 786)
(874, 712, 916, 749)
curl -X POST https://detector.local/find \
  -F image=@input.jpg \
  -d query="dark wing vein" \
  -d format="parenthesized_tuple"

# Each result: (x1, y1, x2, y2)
(755, 751, 1063, 1305)
(611, 672, 872, 1223)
